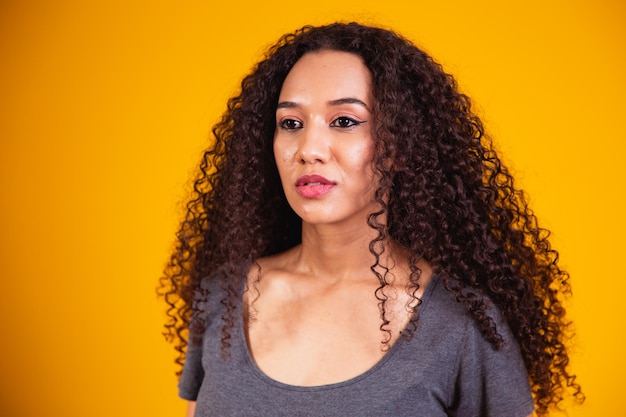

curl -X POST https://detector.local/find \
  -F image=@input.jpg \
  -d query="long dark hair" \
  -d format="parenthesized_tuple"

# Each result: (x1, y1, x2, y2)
(159, 22, 583, 414)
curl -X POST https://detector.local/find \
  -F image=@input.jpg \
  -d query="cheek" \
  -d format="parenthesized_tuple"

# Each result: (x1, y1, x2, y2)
(348, 142, 376, 174)
(274, 138, 296, 159)
(354, 144, 379, 190)
(273, 140, 296, 178)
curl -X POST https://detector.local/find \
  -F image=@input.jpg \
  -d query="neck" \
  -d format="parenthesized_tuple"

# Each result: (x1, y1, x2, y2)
(294, 220, 391, 283)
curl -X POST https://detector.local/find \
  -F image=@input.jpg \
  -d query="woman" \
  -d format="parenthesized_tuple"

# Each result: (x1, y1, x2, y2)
(160, 22, 583, 416)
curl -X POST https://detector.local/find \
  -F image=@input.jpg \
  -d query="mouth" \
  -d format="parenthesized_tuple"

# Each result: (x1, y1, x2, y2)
(296, 174, 336, 187)
(295, 175, 336, 198)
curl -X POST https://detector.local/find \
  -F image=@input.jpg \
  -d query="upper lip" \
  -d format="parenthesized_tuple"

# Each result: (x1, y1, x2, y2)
(296, 174, 335, 186)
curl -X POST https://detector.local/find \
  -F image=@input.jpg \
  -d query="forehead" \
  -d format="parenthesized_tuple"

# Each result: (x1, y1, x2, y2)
(278, 50, 373, 102)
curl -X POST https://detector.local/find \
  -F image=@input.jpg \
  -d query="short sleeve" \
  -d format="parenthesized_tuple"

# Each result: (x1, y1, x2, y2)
(449, 307, 535, 417)
(177, 274, 226, 401)
(178, 334, 205, 400)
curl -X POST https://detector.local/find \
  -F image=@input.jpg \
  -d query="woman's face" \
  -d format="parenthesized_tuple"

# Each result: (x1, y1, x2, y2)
(274, 50, 378, 227)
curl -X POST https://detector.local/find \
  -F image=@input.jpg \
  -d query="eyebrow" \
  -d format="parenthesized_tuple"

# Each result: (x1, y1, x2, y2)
(276, 97, 370, 111)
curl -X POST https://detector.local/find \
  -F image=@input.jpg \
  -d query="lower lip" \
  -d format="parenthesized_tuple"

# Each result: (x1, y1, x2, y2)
(295, 184, 335, 198)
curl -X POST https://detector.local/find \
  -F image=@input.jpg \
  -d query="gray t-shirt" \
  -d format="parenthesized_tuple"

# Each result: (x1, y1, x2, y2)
(179, 274, 534, 416)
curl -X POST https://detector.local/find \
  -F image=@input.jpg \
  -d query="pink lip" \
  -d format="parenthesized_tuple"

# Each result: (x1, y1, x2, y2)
(295, 174, 336, 198)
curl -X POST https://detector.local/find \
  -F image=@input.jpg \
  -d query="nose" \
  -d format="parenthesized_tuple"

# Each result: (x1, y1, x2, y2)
(297, 123, 330, 164)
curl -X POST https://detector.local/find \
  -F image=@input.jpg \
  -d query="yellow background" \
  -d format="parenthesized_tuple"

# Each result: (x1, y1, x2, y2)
(1, 1, 623, 415)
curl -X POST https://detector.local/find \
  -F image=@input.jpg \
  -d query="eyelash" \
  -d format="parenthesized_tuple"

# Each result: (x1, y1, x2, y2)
(277, 116, 365, 130)
(330, 116, 363, 128)
(278, 119, 303, 130)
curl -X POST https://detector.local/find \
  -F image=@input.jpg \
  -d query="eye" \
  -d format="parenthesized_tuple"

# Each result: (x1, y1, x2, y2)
(330, 116, 363, 128)
(278, 118, 303, 130)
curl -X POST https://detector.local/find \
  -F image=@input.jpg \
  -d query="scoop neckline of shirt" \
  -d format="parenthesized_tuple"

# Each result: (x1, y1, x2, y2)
(238, 273, 441, 392)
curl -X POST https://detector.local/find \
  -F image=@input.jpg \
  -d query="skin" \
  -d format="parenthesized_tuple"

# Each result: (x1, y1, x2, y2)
(186, 50, 532, 417)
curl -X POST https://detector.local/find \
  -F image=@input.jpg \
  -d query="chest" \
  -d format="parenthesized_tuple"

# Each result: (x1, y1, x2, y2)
(244, 284, 413, 386)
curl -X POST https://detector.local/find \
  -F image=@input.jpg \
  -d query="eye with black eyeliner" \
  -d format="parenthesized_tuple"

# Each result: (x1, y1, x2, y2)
(278, 118, 303, 130)
(330, 116, 366, 128)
